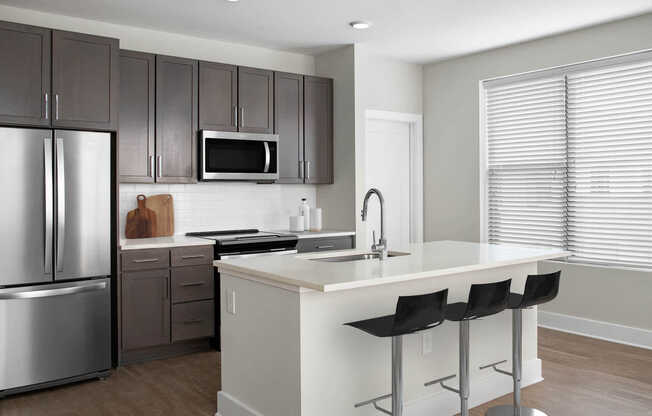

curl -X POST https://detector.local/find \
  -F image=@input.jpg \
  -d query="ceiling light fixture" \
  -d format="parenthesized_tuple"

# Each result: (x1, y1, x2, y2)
(226, 0, 239, 2)
(349, 21, 372, 30)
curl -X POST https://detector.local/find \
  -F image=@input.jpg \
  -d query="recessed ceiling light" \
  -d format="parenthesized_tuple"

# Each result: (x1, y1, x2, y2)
(349, 21, 372, 30)
(226, 0, 239, 2)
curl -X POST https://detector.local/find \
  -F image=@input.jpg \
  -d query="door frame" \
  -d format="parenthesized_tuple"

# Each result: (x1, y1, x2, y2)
(362, 110, 424, 246)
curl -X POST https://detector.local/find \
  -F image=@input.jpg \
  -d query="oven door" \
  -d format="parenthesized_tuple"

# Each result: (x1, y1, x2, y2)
(200, 131, 278, 181)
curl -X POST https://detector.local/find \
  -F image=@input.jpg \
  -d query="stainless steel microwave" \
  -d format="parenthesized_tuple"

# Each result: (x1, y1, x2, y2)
(199, 130, 279, 181)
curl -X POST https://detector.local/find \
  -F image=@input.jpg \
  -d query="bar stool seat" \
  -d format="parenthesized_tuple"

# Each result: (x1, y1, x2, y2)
(345, 289, 449, 416)
(425, 279, 512, 416)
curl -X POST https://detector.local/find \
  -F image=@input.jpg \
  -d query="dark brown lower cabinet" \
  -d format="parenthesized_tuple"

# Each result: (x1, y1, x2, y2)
(120, 245, 214, 364)
(122, 269, 171, 350)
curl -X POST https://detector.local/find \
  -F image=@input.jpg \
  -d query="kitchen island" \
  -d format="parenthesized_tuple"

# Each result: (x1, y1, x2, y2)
(214, 241, 568, 416)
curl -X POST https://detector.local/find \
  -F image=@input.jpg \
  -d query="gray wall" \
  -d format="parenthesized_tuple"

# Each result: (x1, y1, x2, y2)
(423, 13, 652, 330)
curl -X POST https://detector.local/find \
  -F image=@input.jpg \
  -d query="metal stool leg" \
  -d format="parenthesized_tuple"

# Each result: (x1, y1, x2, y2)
(392, 335, 403, 416)
(486, 309, 548, 416)
(460, 320, 470, 416)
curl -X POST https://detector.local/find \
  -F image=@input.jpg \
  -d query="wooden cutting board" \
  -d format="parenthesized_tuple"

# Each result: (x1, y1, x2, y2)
(145, 194, 174, 237)
(125, 195, 157, 239)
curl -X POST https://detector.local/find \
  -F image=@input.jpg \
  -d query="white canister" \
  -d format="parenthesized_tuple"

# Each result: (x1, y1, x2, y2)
(289, 215, 305, 232)
(310, 208, 322, 231)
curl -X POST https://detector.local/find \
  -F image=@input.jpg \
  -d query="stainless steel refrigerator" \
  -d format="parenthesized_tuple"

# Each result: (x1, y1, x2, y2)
(0, 127, 111, 396)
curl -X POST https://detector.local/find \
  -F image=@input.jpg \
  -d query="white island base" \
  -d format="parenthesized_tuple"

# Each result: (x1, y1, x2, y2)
(215, 241, 567, 416)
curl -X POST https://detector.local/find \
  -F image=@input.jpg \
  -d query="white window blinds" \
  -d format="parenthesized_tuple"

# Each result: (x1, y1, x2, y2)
(486, 76, 567, 248)
(566, 61, 652, 268)
(484, 53, 652, 269)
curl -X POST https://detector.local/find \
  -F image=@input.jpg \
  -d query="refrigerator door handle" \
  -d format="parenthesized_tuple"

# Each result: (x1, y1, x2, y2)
(56, 138, 65, 272)
(44, 138, 53, 274)
(0, 281, 107, 300)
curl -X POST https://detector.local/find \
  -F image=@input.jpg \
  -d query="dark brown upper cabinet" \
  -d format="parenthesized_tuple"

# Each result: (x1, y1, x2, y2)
(119, 50, 155, 183)
(199, 61, 238, 132)
(155, 55, 198, 184)
(304, 76, 333, 184)
(274, 72, 304, 184)
(52, 30, 119, 131)
(237, 66, 274, 134)
(0, 21, 51, 127)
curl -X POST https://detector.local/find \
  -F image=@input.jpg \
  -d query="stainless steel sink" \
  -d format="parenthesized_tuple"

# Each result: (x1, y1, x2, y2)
(310, 251, 410, 262)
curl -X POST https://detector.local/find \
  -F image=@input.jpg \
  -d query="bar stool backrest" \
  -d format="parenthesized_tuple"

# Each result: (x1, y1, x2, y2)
(465, 279, 511, 319)
(520, 270, 561, 308)
(392, 289, 448, 334)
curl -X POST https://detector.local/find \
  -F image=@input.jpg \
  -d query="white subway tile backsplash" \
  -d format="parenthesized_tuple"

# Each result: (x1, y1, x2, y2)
(119, 183, 317, 238)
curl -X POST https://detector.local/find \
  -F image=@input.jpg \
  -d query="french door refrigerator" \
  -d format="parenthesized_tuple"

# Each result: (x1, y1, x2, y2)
(0, 127, 111, 396)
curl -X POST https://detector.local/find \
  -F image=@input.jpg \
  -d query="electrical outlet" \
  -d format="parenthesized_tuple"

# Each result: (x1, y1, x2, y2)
(422, 331, 433, 355)
(227, 289, 236, 315)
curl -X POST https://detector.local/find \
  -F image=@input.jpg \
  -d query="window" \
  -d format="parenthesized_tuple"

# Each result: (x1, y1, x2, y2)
(482, 52, 652, 269)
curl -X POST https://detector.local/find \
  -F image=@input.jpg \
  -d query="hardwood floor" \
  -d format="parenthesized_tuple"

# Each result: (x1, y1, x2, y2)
(0, 328, 650, 415)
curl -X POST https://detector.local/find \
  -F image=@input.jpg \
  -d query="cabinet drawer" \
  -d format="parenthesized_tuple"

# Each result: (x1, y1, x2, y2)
(171, 246, 213, 267)
(171, 265, 214, 303)
(172, 300, 214, 342)
(296, 236, 353, 253)
(122, 249, 169, 271)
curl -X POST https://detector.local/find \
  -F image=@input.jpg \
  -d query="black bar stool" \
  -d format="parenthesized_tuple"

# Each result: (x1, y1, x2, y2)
(424, 279, 512, 416)
(482, 271, 561, 416)
(345, 289, 449, 416)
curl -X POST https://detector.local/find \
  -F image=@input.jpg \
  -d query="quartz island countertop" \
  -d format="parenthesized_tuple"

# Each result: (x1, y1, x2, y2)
(215, 240, 569, 292)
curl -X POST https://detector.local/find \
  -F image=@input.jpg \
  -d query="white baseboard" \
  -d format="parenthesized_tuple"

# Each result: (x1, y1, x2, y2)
(538, 310, 652, 350)
(217, 359, 542, 416)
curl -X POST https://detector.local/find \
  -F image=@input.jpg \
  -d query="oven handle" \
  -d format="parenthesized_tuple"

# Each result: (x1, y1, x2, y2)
(220, 249, 297, 260)
(263, 141, 271, 173)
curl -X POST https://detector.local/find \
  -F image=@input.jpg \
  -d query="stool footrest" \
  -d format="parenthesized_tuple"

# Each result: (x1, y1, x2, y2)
(354, 393, 392, 415)
(479, 359, 512, 377)
(424, 374, 459, 394)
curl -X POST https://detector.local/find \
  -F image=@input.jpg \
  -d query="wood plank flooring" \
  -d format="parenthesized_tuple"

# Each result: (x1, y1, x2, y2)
(0, 328, 650, 415)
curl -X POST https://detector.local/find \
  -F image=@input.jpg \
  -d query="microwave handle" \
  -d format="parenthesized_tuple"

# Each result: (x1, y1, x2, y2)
(263, 142, 271, 173)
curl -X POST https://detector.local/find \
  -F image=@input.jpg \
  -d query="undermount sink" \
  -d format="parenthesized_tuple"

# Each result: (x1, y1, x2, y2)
(310, 251, 410, 262)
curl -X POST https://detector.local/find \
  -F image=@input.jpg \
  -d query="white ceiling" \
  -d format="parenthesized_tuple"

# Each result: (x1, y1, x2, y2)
(3, 0, 652, 63)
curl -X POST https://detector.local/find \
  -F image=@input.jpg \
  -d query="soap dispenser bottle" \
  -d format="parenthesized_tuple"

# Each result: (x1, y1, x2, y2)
(299, 198, 310, 231)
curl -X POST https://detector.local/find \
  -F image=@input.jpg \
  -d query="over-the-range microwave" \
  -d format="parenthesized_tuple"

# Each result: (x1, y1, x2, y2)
(199, 130, 279, 182)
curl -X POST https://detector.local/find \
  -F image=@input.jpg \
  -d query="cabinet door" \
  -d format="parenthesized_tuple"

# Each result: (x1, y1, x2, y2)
(52, 30, 119, 131)
(0, 21, 51, 127)
(274, 72, 304, 184)
(119, 50, 155, 183)
(304, 76, 333, 184)
(238, 66, 273, 134)
(122, 269, 170, 350)
(155, 55, 198, 183)
(199, 61, 237, 132)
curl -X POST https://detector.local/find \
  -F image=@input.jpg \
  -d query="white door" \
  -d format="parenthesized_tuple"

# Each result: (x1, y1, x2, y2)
(364, 119, 411, 251)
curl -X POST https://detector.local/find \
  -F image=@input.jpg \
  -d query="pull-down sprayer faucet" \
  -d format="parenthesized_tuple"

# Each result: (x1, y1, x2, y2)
(361, 188, 388, 260)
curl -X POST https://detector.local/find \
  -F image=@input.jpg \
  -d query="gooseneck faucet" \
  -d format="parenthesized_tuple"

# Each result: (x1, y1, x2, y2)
(361, 188, 388, 260)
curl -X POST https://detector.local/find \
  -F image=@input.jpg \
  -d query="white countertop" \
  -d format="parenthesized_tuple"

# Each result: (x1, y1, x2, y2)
(271, 230, 355, 239)
(120, 236, 215, 250)
(215, 240, 569, 292)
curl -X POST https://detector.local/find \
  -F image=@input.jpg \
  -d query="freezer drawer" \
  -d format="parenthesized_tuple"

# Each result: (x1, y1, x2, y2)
(0, 279, 111, 393)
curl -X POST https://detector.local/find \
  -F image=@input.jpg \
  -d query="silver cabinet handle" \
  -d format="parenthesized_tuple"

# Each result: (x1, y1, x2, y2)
(133, 258, 160, 263)
(233, 106, 238, 127)
(299, 160, 304, 179)
(263, 142, 270, 173)
(157, 155, 162, 178)
(164, 276, 169, 300)
(149, 155, 154, 178)
(240, 107, 244, 128)
(55, 94, 60, 120)
(44, 93, 49, 120)
(182, 319, 203, 324)
(56, 138, 65, 272)
(306, 161, 311, 181)
(181, 255, 205, 260)
(0, 281, 107, 300)
(180, 281, 205, 287)
(44, 138, 53, 273)
(317, 245, 335, 249)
